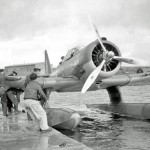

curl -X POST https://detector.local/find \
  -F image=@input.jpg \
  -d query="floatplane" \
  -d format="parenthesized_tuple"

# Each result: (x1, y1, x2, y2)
(1, 20, 150, 130)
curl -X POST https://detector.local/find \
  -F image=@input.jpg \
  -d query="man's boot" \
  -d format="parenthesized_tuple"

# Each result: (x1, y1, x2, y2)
(1, 94, 8, 117)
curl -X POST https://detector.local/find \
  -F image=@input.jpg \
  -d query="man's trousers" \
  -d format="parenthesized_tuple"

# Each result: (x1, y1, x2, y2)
(21, 99, 49, 130)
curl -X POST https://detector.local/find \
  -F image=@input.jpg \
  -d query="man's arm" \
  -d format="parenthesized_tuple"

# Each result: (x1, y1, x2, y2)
(24, 75, 30, 88)
(37, 84, 47, 102)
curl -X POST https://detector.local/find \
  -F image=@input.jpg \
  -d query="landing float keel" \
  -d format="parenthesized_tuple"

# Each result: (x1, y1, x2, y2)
(45, 108, 82, 130)
(87, 86, 150, 120)
(87, 103, 150, 120)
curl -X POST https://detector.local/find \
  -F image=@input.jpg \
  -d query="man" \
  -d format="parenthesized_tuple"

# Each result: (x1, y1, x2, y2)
(6, 71, 21, 113)
(21, 73, 52, 132)
(1, 93, 9, 116)
(9, 71, 17, 76)
(6, 88, 23, 113)
(24, 67, 41, 120)
(1, 71, 21, 115)
(24, 67, 41, 88)
(1, 88, 23, 116)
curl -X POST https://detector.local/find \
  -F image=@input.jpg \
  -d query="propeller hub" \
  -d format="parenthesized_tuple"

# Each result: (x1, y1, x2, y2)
(103, 51, 114, 61)
(108, 51, 114, 58)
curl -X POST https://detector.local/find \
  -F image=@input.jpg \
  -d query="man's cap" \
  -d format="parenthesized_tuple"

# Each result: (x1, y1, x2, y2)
(13, 71, 17, 75)
(30, 73, 38, 80)
(33, 67, 41, 72)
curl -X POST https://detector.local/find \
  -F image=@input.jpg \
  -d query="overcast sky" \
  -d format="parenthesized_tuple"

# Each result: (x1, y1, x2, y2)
(0, 0, 150, 68)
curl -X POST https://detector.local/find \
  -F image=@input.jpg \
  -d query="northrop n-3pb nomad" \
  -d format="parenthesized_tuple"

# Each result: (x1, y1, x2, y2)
(1, 20, 150, 122)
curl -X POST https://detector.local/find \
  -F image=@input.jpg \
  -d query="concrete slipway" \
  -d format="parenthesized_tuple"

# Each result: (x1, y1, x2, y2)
(0, 111, 92, 150)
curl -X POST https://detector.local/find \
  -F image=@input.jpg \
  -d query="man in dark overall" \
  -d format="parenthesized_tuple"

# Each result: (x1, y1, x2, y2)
(6, 88, 22, 113)
(1, 93, 9, 116)
(1, 88, 22, 116)
(6, 71, 21, 113)
(1, 71, 22, 116)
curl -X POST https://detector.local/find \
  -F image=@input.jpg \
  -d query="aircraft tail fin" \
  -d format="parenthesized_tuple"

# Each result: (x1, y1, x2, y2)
(45, 50, 52, 74)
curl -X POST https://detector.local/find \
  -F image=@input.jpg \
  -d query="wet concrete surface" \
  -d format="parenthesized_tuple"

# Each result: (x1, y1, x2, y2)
(0, 107, 92, 150)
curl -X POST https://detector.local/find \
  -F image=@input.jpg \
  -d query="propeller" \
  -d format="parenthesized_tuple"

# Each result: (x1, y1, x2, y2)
(88, 18, 106, 53)
(81, 18, 144, 93)
(113, 56, 144, 65)
(81, 19, 116, 93)
(81, 59, 106, 93)
(89, 18, 140, 65)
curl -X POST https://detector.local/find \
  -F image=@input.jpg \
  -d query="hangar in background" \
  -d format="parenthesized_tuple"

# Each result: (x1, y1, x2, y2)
(4, 62, 46, 76)
(4, 61, 150, 77)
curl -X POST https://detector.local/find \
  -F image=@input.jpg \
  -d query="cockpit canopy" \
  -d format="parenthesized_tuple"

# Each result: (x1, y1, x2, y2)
(63, 46, 84, 62)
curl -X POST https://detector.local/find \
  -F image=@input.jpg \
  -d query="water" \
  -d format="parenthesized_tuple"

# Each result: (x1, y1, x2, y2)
(49, 85, 150, 150)
(1, 85, 150, 150)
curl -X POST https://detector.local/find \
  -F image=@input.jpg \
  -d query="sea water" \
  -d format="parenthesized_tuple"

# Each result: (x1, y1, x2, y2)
(1, 85, 150, 150)
(49, 85, 150, 150)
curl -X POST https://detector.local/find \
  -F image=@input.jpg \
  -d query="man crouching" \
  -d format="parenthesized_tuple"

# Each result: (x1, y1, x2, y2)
(21, 73, 52, 133)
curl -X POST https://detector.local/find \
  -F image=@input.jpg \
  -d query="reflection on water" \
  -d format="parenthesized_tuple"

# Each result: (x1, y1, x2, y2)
(1, 85, 150, 150)
(0, 113, 64, 150)
(0, 117, 22, 134)
(79, 116, 124, 150)
(51, 85, 150, 150)
(60, 112, 150, 150)
(60, 128, 83, 142)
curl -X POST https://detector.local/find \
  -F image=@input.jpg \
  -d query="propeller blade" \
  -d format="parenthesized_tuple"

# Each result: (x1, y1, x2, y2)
(113, 56, 145, 65)
(88, 18, 106, 52)
(81, 60, 106, 93)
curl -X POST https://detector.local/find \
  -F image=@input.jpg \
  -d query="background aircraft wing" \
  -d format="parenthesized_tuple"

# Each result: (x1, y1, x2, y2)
(99, 72, 150, 89)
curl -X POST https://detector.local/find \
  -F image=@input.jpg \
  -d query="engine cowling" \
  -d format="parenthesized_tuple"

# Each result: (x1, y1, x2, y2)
(80, 39, 122, 82)
(91, 39, 121, 79)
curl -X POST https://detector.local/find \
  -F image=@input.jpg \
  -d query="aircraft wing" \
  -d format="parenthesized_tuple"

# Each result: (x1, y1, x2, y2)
(4, 75, 22, 81)
(41, 72, 150, 92)
(41, 76, 83, 92)
(99, 72, 150, 89)
(1, 72, 150, 94)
